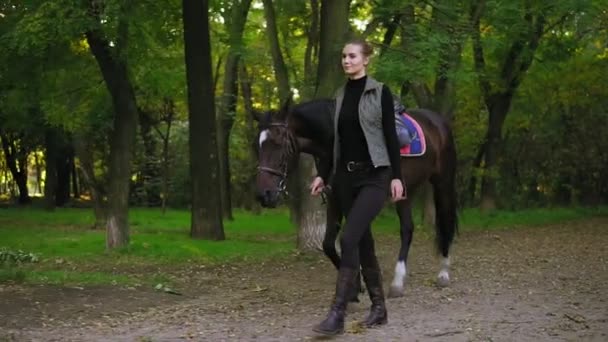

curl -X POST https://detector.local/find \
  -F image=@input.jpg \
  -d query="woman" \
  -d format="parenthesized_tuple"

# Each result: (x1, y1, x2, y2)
(310, 38, 406, 335)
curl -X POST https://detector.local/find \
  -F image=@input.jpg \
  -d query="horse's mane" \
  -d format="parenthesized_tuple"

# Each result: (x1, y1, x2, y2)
(290, 99, 335, 143)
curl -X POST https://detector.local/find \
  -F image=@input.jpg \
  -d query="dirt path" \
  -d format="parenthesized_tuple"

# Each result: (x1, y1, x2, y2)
(2, 218, 607, 341)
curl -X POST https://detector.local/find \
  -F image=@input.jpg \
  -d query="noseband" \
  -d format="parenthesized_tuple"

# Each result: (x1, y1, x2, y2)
(257, 164, 288, 194)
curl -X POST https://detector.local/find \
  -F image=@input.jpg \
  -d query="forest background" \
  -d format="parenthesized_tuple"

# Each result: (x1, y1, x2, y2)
(1, 0, 607, 250)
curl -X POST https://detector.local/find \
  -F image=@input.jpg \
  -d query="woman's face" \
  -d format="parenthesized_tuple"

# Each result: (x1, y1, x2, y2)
(342, 43, 369, 79)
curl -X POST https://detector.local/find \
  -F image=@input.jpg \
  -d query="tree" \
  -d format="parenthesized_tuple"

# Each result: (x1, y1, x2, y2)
(218, 0, 253, 220)
(294, 0, 351, 250)
(183, 0, 224, 240)
(396, 1, 469, 224)
(262, 0, 291, 102)
(0, 132, 32, 204)
(471, 0, 547, 210)
(314, 0, 350, 98)
(85, 0, 140, 248)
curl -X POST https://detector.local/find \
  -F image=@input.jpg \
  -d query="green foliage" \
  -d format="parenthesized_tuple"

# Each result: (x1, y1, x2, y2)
(1, 0, 607, 211)
(3, 1, 89, 57)
(498, 52, 608, 206)
(0, 248, 39, 264)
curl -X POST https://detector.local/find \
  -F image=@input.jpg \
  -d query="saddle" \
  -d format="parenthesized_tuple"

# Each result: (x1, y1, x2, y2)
(393, 97, 426, 157)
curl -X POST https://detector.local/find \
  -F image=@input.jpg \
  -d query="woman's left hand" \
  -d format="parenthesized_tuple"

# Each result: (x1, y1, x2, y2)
(390, 178, 406, 202)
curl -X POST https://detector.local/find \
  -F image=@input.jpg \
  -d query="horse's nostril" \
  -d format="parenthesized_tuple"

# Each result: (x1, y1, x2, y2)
(255, 191, 265, 202)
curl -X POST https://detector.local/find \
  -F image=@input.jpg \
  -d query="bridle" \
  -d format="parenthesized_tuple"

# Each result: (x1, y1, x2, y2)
(256, 122, 293, 196)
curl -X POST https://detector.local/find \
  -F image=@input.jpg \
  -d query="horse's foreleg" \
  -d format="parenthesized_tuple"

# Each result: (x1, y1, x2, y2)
(388, 199, 414, 298)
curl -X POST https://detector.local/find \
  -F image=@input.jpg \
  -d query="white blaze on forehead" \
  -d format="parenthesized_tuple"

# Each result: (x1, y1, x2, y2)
(259, 129, 269, 147)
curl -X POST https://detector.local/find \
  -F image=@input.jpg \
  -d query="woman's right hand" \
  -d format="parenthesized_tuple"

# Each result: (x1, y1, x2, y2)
(310, 176, 325, 196)
(390, 178, 406, 202)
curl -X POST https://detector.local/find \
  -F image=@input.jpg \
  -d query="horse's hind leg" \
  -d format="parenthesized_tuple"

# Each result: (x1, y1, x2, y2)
(388, 198, 414, 298)
(431, 172, 458, 287)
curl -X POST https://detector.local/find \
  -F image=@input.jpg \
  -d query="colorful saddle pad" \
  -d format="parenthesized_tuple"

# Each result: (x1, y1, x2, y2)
(399, 113, 426, 157)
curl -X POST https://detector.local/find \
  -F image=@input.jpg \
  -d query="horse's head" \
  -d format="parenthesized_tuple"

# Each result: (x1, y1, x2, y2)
(253, 96, 297, 208)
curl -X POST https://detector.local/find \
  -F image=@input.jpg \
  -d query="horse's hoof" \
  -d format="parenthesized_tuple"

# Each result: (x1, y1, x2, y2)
(387, 285, 404, 298)
(437, 272, 450, 287)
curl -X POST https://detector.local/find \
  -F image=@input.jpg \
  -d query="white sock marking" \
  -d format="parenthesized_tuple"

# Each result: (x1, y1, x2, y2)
(438, 257, 450, 283)
(392, 261, 407, 287)
(440, 256, 450, 270)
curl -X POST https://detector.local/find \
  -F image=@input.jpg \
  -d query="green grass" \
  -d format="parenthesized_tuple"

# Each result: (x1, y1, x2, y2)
(1, 205, 606, 286)
(0, 268, 134, 286)
(0, 208, 295, 263)
(0, 207, 297, 286)
(373, 204, 608, 233)
(457, 205, 608, 230)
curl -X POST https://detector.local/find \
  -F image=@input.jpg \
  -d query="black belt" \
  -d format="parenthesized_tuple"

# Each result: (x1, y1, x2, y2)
(345, 160, 373, 172)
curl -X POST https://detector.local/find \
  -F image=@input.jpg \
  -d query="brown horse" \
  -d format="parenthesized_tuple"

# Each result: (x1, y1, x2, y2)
(254, 98, 458, 297)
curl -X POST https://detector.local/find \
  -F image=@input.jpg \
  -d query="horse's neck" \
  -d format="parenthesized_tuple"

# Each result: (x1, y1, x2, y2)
(296, 136, 327, 159)
(290, 117, 332, 160)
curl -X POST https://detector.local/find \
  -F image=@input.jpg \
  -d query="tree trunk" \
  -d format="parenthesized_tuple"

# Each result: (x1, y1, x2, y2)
(379, 14, 402, 56)
(157, 98, 175, 214)
(39, 133, 74, 208)
(85, 1, 138, 248)
(467, 140, 486, 205)
(239, 62, 261, 214)
(34, 152, 43, 195)
(44, 128, 58, 210)
(0, 133, 30, 204)
(289, 0, 351, 251)
(303, 0, 320, 98)
(262, 0, 291, 102)
(314, 0, 350, 98)
(74, 133, 106, 229)
(431, 0, 466, 118)
(471, 2, 544, 211)
(479, 95, 511, 211)
(71, 153, 79, 199)
(183, 0, 224, 240)
(295, 155, 326, 250)
(139, 109, 162, 206)
(55, 142, 72, 206)
(218, 0, 253, 220)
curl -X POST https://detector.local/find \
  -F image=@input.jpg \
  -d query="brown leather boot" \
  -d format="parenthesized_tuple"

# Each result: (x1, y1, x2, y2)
(313, 267, 358, 335)
(360, 266, 388, 327)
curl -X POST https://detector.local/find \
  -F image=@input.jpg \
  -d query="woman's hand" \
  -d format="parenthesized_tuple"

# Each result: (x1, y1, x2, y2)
(390, 178, 406, 202)
(310, 176, 325, 196)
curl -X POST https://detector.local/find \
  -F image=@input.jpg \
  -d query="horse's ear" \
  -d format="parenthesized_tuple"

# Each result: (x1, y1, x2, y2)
(277, 92, 294, 120)
(251, 109, 264, 123)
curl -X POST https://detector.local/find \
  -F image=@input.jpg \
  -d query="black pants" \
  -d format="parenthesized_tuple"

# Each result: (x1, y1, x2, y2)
(334, 164, 390, 270)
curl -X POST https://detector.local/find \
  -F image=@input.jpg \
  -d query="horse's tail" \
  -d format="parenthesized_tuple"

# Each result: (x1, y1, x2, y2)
(431, 123, 459, 257)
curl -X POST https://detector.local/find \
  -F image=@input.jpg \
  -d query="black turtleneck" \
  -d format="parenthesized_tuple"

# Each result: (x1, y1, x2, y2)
(335, 76, 402, 180)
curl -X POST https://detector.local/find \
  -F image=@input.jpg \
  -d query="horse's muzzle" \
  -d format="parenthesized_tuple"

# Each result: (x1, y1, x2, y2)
(256, 190, 279, 208)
